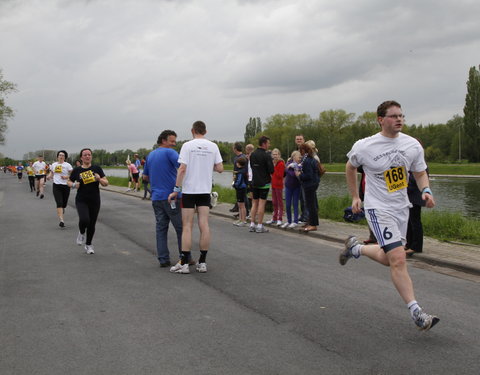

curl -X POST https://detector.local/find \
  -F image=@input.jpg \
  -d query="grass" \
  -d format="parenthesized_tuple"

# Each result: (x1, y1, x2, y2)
(107, 176, 144, 190)
(210, 186, 480, 245)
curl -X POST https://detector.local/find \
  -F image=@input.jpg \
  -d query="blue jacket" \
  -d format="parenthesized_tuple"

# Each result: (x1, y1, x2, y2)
(299, 156, 320, 189)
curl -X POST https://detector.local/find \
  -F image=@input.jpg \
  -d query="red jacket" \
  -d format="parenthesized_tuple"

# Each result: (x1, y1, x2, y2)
(271, 160, 285, 189)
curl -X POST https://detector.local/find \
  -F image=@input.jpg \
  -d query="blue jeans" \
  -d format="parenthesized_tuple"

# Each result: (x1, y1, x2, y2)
(152, 200, 182, 264)
(285, 186, 300, 224)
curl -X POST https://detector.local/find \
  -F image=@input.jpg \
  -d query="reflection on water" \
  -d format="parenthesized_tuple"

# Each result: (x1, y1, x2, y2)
(104, 168, 480, 219)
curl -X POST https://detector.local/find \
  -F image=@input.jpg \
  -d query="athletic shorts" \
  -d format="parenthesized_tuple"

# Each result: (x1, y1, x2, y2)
(35, 175, 46, 180)
(235, 188, 247, 203)
(17, 173, 23, 179)
(252, 187, 269, 200)
(365, 207, 408, 252)
(182, 193, 211, 208)
(131, 172, 139, 183)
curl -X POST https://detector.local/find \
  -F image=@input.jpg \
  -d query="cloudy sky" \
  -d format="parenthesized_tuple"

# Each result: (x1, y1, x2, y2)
(1, 0, 480, 159)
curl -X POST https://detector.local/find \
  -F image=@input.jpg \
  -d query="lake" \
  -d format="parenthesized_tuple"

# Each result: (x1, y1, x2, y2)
(103, 168, 480, 219)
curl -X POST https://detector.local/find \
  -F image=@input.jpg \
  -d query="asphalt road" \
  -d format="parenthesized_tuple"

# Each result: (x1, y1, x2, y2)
(1, 174, 479, 375)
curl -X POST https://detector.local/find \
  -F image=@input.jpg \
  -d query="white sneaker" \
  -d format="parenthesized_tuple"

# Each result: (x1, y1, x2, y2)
(280, 222, 289, 229)
(170, 262, 190, 274)
(288, 223, 298, 229)
(249, 225, 256, 232)
(76, 232, 85, 245)
(255, 225, 269, 233)
(125, 188, 132, 192)
(276, 220, 283, 226)
(196, 262, 207, 273)
(85, 245, 95, 254)
(234, 221, 247, 227)
(233, 220, 241, 226)
(265, 219, 275, 225)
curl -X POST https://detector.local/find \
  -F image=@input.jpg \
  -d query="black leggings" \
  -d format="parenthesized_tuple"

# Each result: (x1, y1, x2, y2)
(304, 184, 319, 226)
(76, 197, 101, 245)
(28, 176, 35, 191)
(53, 184, 71, 208)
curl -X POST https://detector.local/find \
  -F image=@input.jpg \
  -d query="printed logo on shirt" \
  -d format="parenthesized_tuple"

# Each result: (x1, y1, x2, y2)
(54, 165, 62, 173)
(80, 170, 96, 184)
(383, 166, 407, 193)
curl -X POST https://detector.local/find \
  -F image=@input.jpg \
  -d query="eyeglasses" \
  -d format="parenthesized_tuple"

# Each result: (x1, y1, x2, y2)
(383, 114, 405, 119)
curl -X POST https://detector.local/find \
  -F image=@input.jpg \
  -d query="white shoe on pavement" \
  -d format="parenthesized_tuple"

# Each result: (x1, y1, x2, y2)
(276, 220, 283, 226)
(288, 223, 298, 229)
(280, 222, 289, 229)
(196, 263, 207, 273)
(85, 245, 95, 254)
(76, 232, 85, 245)
(170, 262, 190, 274)
(265, 219, 275, 225)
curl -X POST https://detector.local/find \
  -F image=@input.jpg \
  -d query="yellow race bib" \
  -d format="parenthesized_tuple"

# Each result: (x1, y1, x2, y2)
(80, 170, 96, 184)
(383, 166, 407, 193)
(55, 165, 62, 173)
(39, 169, 45, 175)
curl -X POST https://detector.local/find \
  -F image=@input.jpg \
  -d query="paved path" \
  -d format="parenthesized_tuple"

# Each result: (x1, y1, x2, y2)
(111, 184, 480, 277)
(2, 174, 480, 374)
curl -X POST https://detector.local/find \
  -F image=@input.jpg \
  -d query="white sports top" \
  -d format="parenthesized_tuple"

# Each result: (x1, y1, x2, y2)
(347, 132, 427, 210)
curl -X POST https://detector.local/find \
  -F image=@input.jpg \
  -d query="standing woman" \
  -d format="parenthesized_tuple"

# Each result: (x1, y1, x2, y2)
(48, 150, 73, 227)
(296, 143, 320, 232)
(68, 148, 109, 254)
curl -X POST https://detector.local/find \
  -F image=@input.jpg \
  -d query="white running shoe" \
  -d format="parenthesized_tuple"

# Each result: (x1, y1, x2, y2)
(249, 225, 256, 232)
(196, 263, 207, 273)
(85, 245, 95, 254)
(412, 308, 440, 331)
(76, 232, 85, 245)
(276, 220, 283, 226)
(125, 188, 132, 192)
(288, 223, 298, 229)
(170, 262, 190, 274)
(255, 225, 269, 233)
(265, 219, 275, 225)
(233, 220, 241, 226)
(280, 222, 289, 229)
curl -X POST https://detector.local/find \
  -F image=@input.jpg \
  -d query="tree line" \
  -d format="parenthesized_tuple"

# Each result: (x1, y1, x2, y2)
(2, 66, 480, 165)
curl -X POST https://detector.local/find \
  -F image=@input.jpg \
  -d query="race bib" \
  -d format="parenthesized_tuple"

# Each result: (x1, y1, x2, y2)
(80, 170, 96, 184)
(39, 169, 45, 175)
(383, 166, 407, 193)
(55, 165, 62, 173)
(28, 170, 34, 176)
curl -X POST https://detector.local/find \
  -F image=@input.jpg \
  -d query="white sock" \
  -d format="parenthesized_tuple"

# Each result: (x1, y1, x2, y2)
(351, 244, 362, 258)
(407, 300, 420, 318)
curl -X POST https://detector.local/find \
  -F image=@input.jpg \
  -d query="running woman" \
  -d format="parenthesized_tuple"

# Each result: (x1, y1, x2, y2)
(26, 161, 36, 192)
(16, 162, 24, 182)
(68, 148, 108, 254)
(339, 100, 439, 331)
(48, 150, 73, 227)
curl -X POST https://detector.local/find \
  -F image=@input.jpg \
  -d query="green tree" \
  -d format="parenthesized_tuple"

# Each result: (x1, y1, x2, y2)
(317, 109, 354, 163)
(463, 66, 480, 162)
(244, 117, 262, 144)
(0, 69, 17, 144)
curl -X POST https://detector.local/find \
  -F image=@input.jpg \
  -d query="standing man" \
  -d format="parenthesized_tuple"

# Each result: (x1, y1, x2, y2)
(231, 142, 249, 217)
(248, 136, 274, 233)
(32, 155, 47, 199)
(143, 130, 183, 268)
(168, 121, 223, 274)
(339, 100, 439, 331)
(295, 134, 308, 224)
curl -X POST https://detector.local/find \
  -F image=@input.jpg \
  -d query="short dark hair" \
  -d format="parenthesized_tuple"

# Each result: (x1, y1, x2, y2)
(192, 121, 207, 135)
(57, 150, 68, 159)
(157, 130, 177, 144)
(377, 100, 401, 117)
(79, 148, 92, 157)
(258, 136, 270, 146)
(236, 156, 247, 167)
(233, 142, 243, 152)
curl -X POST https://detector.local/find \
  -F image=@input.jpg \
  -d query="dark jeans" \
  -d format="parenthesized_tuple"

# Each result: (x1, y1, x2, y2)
(76, 197, 100, 245)
(152, 200, 182, 264)
(299, 186, 308, 222)
(304, 184, 319, 226)
(406, 204, 423, 252)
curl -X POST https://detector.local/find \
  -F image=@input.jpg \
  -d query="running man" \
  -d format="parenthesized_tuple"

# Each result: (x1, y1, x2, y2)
(32, 155, 47, 199)
(339, 100, 439, 331)
(168, 121, 223, 274)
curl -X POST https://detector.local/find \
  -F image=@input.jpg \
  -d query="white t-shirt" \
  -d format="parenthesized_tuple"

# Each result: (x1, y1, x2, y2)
(51, 162, 73, 185)
(347, 132, 427, 211)
(178, 138, 223, 194)
(32, 161, 47, 176)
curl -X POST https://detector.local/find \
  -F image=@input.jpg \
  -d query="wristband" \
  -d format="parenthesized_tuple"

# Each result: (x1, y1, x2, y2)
(422, 187, 432, 195)
(173, 186, 182, 193)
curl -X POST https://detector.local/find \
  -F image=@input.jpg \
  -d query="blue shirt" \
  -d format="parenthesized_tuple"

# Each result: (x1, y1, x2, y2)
(143, 147, 179, 201)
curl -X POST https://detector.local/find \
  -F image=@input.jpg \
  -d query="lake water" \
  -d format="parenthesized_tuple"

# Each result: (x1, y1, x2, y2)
(104, 168, 480, 219)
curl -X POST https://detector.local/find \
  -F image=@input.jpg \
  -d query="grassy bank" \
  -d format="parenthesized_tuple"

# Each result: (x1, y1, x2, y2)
(211, 185, 480, 245)
(323, 163, 480, 175)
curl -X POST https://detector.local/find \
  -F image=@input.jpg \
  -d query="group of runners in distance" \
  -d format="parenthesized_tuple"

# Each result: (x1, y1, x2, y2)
(3, 101, 439, 331)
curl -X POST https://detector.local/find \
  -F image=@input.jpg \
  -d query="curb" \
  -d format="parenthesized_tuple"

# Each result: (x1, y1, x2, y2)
(100, 185, 480, 277)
